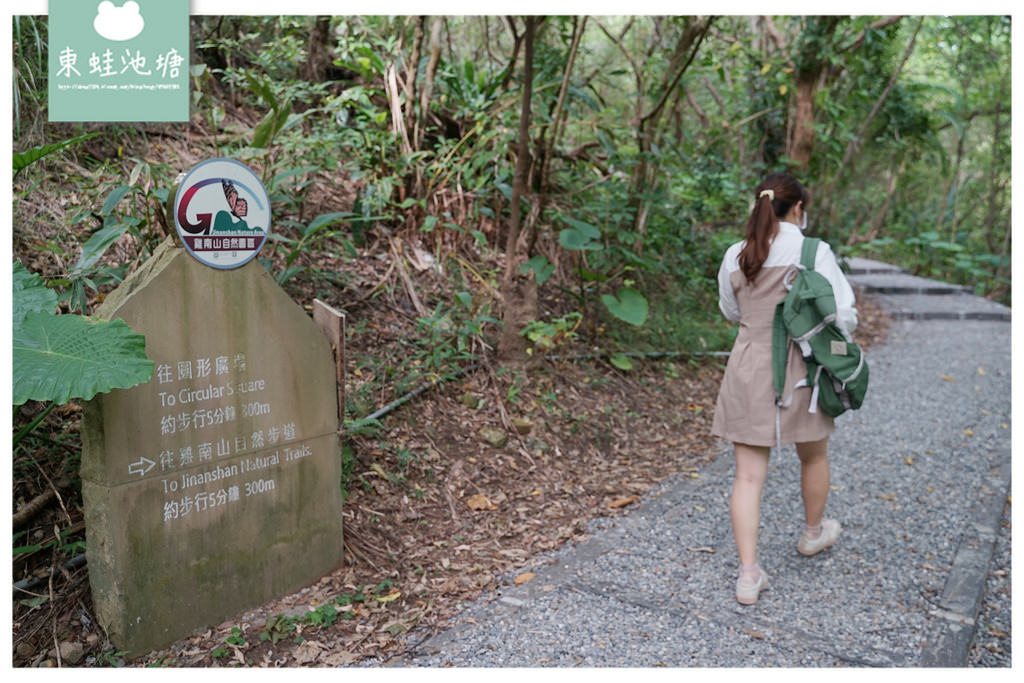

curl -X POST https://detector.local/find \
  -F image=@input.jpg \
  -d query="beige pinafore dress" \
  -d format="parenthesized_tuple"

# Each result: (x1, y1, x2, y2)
(711, 264, 834, 447)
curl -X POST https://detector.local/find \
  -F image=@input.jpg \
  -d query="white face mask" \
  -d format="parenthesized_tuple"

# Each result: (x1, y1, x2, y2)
(800, 210, 808, 232)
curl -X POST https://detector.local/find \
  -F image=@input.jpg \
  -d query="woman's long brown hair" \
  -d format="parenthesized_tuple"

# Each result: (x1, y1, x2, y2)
(738, 173, 808, 282)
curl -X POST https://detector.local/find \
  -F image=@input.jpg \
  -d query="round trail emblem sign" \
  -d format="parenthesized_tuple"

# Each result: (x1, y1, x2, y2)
(173, 158, 271, 269)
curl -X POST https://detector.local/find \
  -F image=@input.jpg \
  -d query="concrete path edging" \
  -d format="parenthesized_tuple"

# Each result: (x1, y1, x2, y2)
(918, 448, 1012, 666)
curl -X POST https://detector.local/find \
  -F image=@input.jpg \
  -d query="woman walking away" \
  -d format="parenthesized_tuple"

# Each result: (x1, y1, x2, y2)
(710, 173, 859, 606)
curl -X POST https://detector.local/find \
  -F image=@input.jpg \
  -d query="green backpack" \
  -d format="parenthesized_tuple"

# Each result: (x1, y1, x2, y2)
(772, 238, 869, 424)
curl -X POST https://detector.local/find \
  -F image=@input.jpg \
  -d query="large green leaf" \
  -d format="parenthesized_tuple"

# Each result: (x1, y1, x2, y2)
(73, 218, 135, 273)
(12, 260, 154, 405)
(12, 312, 154, 406)
(601, 287, 649, 327)
(520, 255, 555, 285)
(304, 211, 354, 238)
(100, 185, 132, 216)
(12, 132, 98, 177)
(558, 217, 603, 251)
(12, 262, 57, 325)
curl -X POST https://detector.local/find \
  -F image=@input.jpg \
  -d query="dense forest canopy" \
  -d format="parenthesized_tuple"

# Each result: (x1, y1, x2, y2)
(12, 15, 1011, 362)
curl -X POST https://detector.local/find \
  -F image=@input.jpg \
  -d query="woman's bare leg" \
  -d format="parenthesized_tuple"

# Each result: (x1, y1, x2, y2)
(731, 442, 771, 567)
(795, 437, 830, 529)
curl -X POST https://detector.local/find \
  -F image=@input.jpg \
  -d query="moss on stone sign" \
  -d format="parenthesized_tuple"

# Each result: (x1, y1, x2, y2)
(81, 239, 344, 655)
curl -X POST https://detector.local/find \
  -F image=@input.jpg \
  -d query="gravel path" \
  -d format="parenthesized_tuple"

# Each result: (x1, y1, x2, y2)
(379, 260, 1011, 668)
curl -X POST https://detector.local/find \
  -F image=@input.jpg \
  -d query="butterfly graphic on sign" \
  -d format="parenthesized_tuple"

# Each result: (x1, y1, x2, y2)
(214, 180, 260, 233)
(173, 159, 271, 269)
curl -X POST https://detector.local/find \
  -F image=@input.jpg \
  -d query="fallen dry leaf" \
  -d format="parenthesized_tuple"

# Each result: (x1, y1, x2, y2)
(514, 572, 536, 585)
(292, 640, 325, 665)
(608, 495, 640, 509)
(687, 546, 715, 554)
(742, 629, 765, 640)
(941, 375, 955, 382)
(466, 493, 497, 511)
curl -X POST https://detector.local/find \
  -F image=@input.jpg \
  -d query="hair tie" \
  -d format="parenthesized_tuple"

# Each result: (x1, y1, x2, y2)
(759, 189, 774, 201)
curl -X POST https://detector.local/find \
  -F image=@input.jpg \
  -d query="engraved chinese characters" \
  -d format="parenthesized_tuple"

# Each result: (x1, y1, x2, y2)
(81, 239, 344, 655)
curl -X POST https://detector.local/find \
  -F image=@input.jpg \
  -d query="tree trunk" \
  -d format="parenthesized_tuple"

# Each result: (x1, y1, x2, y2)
(936, 129, 965, 237)
(858, 161, 902, 244)
(629, 17, 712, 249)
(302, 16, 333, 84)
(982, 100, 1004, 252)
(404, 16, 425, 145)
(786, 16, 842, 170)
(412, 15, 443, 185)
(497, 17, 540, 368)
(789, 72, 818, 169)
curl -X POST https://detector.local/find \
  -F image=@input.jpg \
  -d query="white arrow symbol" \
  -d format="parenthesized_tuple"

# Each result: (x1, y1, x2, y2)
(128, 457, 156, 477)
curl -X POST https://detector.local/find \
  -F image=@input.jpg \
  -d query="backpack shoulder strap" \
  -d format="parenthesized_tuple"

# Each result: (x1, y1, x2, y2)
(801, 237, 820, 271)
(772, 300, 788, 401)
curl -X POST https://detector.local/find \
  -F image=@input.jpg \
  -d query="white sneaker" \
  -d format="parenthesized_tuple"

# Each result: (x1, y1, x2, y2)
(735, 567, 769, 605)
(797, 519, 842, 556)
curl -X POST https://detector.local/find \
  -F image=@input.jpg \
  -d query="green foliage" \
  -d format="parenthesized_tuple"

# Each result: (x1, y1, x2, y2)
(522, 312, 582, 351)
(97, 650, 129, 667)
(12, 524, 84, 559)
(259, 614, 296, 645)
(225, 627, 247, 647)
(13, 133, 99, 178)
(520, 255, 555, 285)
(257, 583, 392, 646)
(558, 217, 603, 251)
(601, 287, 649, 327)
(849, 232, 1010, 300)
(12, 262, 154, 408)
(13, 16, 48, 140)
(413, 293, 498, 374)
(609, 353, 634, 371)
(263, 210, 359, 286)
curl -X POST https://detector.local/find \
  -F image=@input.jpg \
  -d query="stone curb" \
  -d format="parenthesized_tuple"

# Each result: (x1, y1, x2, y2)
(863, 285, 971, 295)
(842, 257, 906, 276)
(886, 310, 1011, 322)
(918, 448, 1012, 666)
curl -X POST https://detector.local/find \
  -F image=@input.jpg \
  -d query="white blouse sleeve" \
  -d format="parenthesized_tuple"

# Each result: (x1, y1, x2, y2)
(815, 241, 858, 335)
(717, 248, 741, 322)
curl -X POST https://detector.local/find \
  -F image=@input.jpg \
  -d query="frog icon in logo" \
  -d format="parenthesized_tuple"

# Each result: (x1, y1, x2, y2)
(173, 158, 271, 270)
(93, 1, 145, 41)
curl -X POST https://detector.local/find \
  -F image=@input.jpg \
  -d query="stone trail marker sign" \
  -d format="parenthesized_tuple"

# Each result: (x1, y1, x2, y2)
(82, 235, 345, 654)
